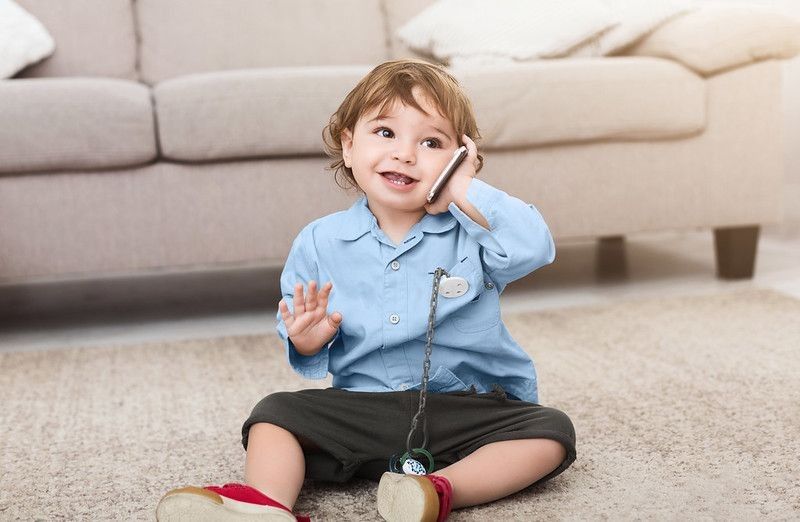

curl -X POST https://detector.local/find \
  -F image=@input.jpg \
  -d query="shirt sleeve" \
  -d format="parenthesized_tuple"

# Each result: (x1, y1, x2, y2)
(447, 178, 556, 291)
(276, 226, 332, 379)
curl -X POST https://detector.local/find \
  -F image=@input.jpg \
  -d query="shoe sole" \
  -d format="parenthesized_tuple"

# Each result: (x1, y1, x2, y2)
(376, 472, 439, 522)
(156, 486, 296, 521)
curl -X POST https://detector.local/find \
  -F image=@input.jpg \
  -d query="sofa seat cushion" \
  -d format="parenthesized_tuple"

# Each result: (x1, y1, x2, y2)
(0, 78, 156, 174)
(456, 57, 706, 149)
(154, 66, 372, 162)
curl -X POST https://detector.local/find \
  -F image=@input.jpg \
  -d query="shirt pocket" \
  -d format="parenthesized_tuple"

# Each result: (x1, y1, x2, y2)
(451, 272, 500, 334)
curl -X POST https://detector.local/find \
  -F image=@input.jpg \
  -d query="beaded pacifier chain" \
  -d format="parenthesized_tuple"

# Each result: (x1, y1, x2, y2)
(388, 267, 450, 476)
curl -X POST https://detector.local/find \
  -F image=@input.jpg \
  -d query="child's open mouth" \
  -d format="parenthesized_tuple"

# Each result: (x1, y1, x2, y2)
(380, 172, 418, 190)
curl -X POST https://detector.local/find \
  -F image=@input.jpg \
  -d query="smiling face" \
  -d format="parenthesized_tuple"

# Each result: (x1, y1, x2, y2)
(340, 86, 459, 227)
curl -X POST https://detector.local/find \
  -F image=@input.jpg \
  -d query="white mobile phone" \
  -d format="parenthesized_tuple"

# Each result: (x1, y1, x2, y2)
(427, 145, 468, 204)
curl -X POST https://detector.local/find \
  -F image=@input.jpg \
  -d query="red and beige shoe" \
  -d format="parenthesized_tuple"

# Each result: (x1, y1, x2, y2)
(376, 472, 453, 522)
(156, 482, 310, 521)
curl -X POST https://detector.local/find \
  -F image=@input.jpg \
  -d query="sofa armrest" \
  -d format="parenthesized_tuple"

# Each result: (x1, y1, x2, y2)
(625, 5, 800, 76)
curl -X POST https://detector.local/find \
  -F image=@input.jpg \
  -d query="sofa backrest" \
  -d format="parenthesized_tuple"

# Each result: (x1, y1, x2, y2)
(15, 0, 138, 80)
(15, 0, 434, 85)
(136, 0, 391, 85)
(383, 0, 437, 60)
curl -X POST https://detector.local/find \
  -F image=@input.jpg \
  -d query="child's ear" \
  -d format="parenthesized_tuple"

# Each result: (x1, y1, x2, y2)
(341, 129, 353, 168)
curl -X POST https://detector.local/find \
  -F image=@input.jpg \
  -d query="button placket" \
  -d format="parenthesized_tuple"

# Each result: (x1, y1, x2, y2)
(386, 258, 401, 327)
(380, 249, 410, 385)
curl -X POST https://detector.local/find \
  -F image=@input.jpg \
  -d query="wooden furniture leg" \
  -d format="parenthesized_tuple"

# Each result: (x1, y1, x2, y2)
(713, 225, 760, 279)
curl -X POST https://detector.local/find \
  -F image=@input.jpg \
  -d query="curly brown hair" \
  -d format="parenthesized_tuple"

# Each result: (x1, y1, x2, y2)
(322, 59, 483, 193)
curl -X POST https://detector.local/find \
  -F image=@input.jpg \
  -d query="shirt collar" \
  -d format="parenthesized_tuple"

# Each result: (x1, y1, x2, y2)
(334, 196, 458, 241)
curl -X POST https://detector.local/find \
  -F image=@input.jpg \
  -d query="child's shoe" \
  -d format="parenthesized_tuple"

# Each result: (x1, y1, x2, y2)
(156, 482, 310, 521)
(376, 472, 453, 522)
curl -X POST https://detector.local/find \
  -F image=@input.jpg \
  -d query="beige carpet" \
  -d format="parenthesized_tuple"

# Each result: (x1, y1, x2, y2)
(1, 288, 799, 520)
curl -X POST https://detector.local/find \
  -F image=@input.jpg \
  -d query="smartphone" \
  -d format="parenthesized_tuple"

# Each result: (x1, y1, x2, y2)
(427, 145, 468, 204)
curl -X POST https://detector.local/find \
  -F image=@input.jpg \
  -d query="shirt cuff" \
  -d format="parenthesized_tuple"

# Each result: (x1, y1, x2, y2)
(286, 338, 330, 379)
(448, 178, 505, 252)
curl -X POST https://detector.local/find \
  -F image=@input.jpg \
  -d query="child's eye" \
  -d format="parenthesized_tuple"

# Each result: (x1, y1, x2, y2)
(376, 127, 393, 138)
(422, 138, 441, 149)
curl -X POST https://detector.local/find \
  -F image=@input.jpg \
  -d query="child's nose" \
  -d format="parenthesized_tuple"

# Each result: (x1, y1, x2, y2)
(391, 143, 416, 164)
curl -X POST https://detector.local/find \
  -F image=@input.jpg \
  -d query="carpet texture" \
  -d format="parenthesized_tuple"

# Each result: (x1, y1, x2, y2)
(1, 288, 799, 520)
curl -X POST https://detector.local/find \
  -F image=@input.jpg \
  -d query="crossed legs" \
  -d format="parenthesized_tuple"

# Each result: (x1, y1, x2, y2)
(244, 422, 567, 511)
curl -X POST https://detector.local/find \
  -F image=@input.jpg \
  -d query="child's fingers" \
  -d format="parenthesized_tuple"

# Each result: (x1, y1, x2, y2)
(462, 134, 479, 173)
(306, 280, 318, 312)
(318, 281, 333, 307)
(281, 298, 316, 335)
(293, 282, 306, 314)
(318, 281, 333, 297)
(328, 311, 343, 329)
(462, 133, 476, 150)
(278, 299, 294, 326)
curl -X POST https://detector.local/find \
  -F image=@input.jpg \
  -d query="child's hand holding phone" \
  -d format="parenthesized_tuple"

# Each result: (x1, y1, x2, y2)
(424, 134, 479, 215)
(279, 280, 342, 356)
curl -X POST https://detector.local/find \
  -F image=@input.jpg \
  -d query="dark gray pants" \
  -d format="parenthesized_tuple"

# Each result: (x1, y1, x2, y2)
(242, 387, 576, 484)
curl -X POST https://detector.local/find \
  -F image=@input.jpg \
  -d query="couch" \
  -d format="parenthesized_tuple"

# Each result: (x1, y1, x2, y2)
(2, 0, 799, 289)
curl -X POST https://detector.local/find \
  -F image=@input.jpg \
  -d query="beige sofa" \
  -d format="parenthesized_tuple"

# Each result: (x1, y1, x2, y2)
(2, 0, 799, 287)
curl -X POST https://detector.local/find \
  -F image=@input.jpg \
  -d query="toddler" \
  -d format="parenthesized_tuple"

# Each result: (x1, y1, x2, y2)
(156, 58, 576, 522)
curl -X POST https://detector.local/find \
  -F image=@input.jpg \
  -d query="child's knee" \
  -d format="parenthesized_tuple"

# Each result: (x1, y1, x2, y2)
(245, 422, 302, 451)
(252, 391, 298, 418)
(539, 437, 567, 462)
(241, 391, 302, 447)
(248, 421, 291, 439)
(543, 406, 576, 443)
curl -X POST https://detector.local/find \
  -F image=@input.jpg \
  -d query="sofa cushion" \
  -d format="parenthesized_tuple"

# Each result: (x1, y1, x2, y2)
(13, 0, 137, 80)
(627, 5, 800, 76)
(455, 57, 706, 148)
(567, 0, 694, 57)
(396, 0, 616, 65)
(154, 58, 705, 162)
(154, 66, 372, 162)
(0, 78, 156, 173)
(136, 0, 389, 85)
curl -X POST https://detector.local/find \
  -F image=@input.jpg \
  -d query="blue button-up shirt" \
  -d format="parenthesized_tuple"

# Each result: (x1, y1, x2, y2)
(276, 178, 555, 403)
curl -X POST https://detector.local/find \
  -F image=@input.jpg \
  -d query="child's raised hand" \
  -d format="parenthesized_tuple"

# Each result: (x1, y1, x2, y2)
(279, 280, 342, 356)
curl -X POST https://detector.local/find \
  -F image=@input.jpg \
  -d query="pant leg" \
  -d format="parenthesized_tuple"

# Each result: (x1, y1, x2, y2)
(241, 388, 419, 483)
(241, 387, 576, 484)
(421, 387, 577, 485)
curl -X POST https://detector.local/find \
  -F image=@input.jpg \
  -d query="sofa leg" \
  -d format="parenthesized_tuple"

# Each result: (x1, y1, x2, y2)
(713, 225, 759, 279)
(595, 235, 627, 280)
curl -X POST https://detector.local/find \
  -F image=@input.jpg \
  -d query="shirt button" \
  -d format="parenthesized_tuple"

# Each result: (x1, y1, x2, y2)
(485, 282, 495, 290)
(390, 260, 400, 270)
(389, 314, 400, 324)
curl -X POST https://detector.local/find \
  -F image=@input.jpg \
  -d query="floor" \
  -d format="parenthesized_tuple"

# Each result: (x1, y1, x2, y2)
(1, 182, 798, 353)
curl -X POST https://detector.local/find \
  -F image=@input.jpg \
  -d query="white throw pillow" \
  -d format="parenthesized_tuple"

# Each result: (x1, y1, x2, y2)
(0, 0, 55, 79)
(569, 0, 696, 57)
(397, 0, 617, 67)
(627, 4, 800, 75)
